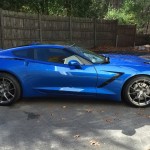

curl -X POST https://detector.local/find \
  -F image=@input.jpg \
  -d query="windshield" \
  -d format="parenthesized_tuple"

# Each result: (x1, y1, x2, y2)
(69, 46, 106, 64)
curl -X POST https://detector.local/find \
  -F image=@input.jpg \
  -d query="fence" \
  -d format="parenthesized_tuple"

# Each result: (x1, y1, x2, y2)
(135, 34, 150, 46)
(117, 25, 136, 47)
(0, 9, 144, 49)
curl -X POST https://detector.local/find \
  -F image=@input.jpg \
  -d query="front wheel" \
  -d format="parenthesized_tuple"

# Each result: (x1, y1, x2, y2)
(0, 73, 21, 106)
(123, 76, 150, 107)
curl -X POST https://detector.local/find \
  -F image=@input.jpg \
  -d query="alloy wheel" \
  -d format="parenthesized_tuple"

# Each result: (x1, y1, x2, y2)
(0, 77, 16, 104)
(128, 79, 150, 106)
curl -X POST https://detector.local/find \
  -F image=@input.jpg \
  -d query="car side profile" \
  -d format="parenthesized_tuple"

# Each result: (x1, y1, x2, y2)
(0, 44, 150, 107)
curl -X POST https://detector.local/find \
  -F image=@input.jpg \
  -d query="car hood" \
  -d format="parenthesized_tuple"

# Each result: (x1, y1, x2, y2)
(104, 54, 150, 66)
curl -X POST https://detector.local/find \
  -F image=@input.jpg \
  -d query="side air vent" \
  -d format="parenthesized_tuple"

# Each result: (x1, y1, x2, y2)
(144, 62, 150, 64)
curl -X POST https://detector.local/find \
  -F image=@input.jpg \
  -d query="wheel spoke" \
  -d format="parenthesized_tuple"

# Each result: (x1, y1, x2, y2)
(144, 93, 150, 98)
(3, 93, 10, 102)
(129, 91, 138, 95)
(130, 86, 136, 91)
(132, 96, 138, 101)
(7, 92, 14, 98)
(6, 82, 11, 87)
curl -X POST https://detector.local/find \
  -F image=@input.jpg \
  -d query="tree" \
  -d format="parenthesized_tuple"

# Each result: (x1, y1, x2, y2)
(104, 0, 150, 33)
(104, 7, 136, 25)
(57, 0, 92, 17)
(22, 0, 55, 15)
(0, 0, 25, 11)
(128, 0, 150, 33)
(88, 0, 110, 18)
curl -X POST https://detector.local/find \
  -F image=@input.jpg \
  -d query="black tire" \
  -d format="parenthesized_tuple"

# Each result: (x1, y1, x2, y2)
(123, 76, 150, 107)
(0, 73, 21, 106)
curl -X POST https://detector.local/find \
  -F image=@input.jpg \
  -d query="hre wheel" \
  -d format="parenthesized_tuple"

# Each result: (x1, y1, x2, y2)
(0, 73, 21, 106)
(123, 76, 150, 107)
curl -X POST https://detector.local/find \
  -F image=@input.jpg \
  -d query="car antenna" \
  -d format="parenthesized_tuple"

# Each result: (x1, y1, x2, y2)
(70, 43, 76, 47)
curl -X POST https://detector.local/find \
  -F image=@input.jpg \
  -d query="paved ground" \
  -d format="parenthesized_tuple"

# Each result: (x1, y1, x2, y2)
(0, 98, 149, 150)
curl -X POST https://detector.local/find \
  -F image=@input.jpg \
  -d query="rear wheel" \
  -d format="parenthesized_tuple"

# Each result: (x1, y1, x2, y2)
(123, 76, 150, 107)
(0, 73, 21, 106)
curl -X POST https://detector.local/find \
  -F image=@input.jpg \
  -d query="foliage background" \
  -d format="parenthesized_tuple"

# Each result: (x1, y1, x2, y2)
(0, 0, 149, 33)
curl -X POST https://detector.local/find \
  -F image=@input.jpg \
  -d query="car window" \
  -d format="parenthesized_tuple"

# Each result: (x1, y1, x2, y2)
(13, 48, 34, 59)
(34, 48, 73, 64)
(64, 55, 92, 65)
(69, 46, 106, 64)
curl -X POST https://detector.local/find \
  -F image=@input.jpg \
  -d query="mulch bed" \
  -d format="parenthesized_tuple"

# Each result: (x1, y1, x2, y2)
(91, 46, 150, 55)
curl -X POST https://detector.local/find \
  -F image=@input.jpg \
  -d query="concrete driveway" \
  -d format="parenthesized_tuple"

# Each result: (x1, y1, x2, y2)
(0, 98, 149, 150)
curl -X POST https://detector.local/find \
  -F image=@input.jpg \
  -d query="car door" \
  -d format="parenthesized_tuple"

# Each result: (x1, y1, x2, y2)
(25, 46, 97, 96)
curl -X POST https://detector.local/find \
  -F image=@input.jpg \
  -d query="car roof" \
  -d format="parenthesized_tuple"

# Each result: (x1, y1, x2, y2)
(0, 44, 72, 53)
(0, 44, 72, 57)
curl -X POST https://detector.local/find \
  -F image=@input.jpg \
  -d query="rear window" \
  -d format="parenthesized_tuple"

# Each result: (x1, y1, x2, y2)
(13, 49, 34, 59)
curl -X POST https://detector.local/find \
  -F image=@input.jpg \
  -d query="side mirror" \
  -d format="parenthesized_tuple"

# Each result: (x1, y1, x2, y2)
(68, 60, 81, 69)
(104, 57, 110, 63)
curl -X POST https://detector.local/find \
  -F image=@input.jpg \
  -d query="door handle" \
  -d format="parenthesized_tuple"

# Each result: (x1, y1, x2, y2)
(24, 60, 29, 66)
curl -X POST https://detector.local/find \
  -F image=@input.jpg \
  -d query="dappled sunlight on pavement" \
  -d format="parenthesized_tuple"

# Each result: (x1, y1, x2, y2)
(0, 98, 149, 150)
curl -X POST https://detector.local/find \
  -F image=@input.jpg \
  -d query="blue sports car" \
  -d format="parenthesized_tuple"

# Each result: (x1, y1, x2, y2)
(0, 43, 150, 107)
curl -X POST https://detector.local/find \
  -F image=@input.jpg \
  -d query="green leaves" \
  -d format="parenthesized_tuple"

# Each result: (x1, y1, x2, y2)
(104, 0, 150, 33)
(0, 0, 149, 33)
(89, 0, 110, 18)
(104, 7, 136, 25)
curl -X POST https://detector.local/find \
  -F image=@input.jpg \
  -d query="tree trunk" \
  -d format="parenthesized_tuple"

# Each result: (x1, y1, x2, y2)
(64, 0, 72, 16)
